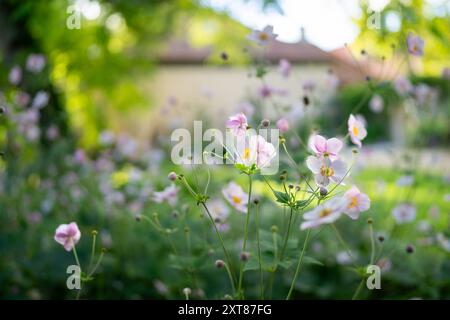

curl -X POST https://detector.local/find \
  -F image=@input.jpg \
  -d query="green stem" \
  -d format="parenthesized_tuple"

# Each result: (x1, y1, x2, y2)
(202, 203, 237, 289)
(255, 202, 264, 299)
(286, 229, 311, 300)
(280, 206, 293, 261)
(369, 223, 375, 265)
(224, 263, 236, 294)
(88, 252, 104, 277)
(72, 245, 81, 269)
(332, 224, 356, 263)
(88, 232, 97, 271)
(237, 174, 253, 299)
(352, 279, 365, 300)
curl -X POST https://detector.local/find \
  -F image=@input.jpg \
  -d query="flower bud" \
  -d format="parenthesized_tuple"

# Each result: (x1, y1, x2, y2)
(240, 252, 250, 262)
(378, 235, 385, 242)
(135, 214, 141, 222)
(253, 198, 260, 205)
(319, 187, 328, 196)
(271, 225, 278, 233)
(288, 184, 294, 189)
(91, 230, 98, 236)
(168, 172, 177, 181)
(0, 106, 5, 114)
(215, 259, 225, 269)
(303, 95, 310, 106)
(183, 287, 191, 296)
(261, 119, 270, 127)
(367, 218, 373, 224)
(220, 52, 228, 61)
(406, 244, 414, 254)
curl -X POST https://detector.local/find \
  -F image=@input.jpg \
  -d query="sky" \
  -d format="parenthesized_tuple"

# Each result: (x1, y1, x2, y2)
(204, 0, 450, 51)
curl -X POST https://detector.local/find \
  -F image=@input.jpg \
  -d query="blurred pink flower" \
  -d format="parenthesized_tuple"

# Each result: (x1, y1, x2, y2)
(8, 65, 22, 85)
(46, 125, 59, 141)
(26, 54, 46, 73)
(343, 185, 370, 220)
(308, 134, 343, 161)
(369, 94, 384, 113)
(15, 91, 31, 108)
(300, 197, 347, 230)
(247, 25, 277, 46)
(31, 91, 49, 109)
(348, 114, 367, 148)
(54, 222, 81, 251)
(278, 59, 291, 78)
(406, 32, 425, 56)
(442, 67, 450, 80)
(306, 156, 347, 187)
(152, 185, 179, 206)
(394, 76, 413, 96)
(208, 199, 230, 223)
(222, 182, 248, 213)
(276, 118, 289, 133)
(226, 113, 248, 136)
(392, 203, 416, 224)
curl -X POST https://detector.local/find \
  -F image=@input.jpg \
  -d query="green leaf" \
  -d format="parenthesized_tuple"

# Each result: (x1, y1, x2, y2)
(256, 66, 268, 78)
(303, 256, 324, 267)
(273, 190, 290, 205)
(295, 200, 310, 210)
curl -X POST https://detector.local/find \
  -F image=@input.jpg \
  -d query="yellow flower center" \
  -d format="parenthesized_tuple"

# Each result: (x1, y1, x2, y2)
(352, 126, 359, 136)
(243, 148, 250, 160)
(232, 196, 242, 204)
(348, 196, 358, 208)
(320, 166, 334, 177)
(259, 33, 269, 41)
(319, 208, 332, 217)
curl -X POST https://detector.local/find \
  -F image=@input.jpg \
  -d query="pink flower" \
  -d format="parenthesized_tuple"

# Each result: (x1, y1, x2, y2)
(442, 67, 450, 80)
(222, 182, 248, 213)
(392, 203, 416, 224)
(278, 59, 291, 78)
(300, 197, 347, 230)
(152, 185, 179, 206)
(31, 91, 49, 109)
(208, 199, 230, 223)
(8, 65, 22, 85)
(369, 94, 384, 113)
(308, 134, 343, 160)
(303, 80, 316, 92)
(247, 25, 278, 46)
(26, 54, 46, 73)
(276, 118, 289, 133)
(343, 186, 370, 220)
(306, 156, 347, 187)
(348, 114, 367, 148)
(226, 113, 248, 136)
(235, 134, 277, 169)
(394, 76, 413, 96)
(406, 32, 424, 57)
(54, 222, 81, 251)
(259, 84, 273, 98)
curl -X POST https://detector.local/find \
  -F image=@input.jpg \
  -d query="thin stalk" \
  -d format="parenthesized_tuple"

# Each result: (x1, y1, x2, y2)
(255, 202, 264, 299)
(202, 202, 237, 287)
(280, 206, 293, 261)
(286, 229, 311, 300)
(237, 174, 253, 299)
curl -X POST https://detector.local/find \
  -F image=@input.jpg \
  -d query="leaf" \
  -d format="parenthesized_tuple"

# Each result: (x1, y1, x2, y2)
(303, 256, 324, 267)
(273, 190, 290, 205)
(256, 66, 268, 78)
(295, 200, 310, 210)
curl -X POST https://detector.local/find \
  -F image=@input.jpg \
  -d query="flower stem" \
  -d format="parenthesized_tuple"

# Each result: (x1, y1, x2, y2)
(237, 174, 253, 299)
(72, 245, 81, 269)
(224, 263, 236, 294)
(332, 223, 356, 263)
(255, 202, 264, 299)
(369, 223, 375, 265)
(286, 229, 311, 300)
(88, 232, 97, 271)
(201, 202, 237, 289)
(280, 206, 293, 261)
(352, 279, 365, 300)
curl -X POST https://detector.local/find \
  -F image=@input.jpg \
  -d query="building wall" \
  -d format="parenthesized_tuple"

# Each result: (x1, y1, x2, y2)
(129, 64, 333, 143)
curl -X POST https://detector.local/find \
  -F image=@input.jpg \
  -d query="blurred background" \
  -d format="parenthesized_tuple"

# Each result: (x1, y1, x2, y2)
(0, 0, 449, 299)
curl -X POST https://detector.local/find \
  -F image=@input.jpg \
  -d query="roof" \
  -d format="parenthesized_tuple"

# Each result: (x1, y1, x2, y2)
(158, 39, 332, 64)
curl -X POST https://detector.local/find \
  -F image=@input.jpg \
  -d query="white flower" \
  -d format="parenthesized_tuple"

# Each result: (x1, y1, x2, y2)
(336, 251, 353, 265)
(26, 54, 46, 73)
(342, 185, 370, 220)
(300, 197, 348, 230)
(394, 76, 413, 96)
(348, 114, 367, 148)
(31, 91, 50, 109)
(247, 25, 277, 46)
(222, 182, 248, 213)
(234, 134, 277, 170)
(306, 156, 347, 187)
(392, 203, 416, 224)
